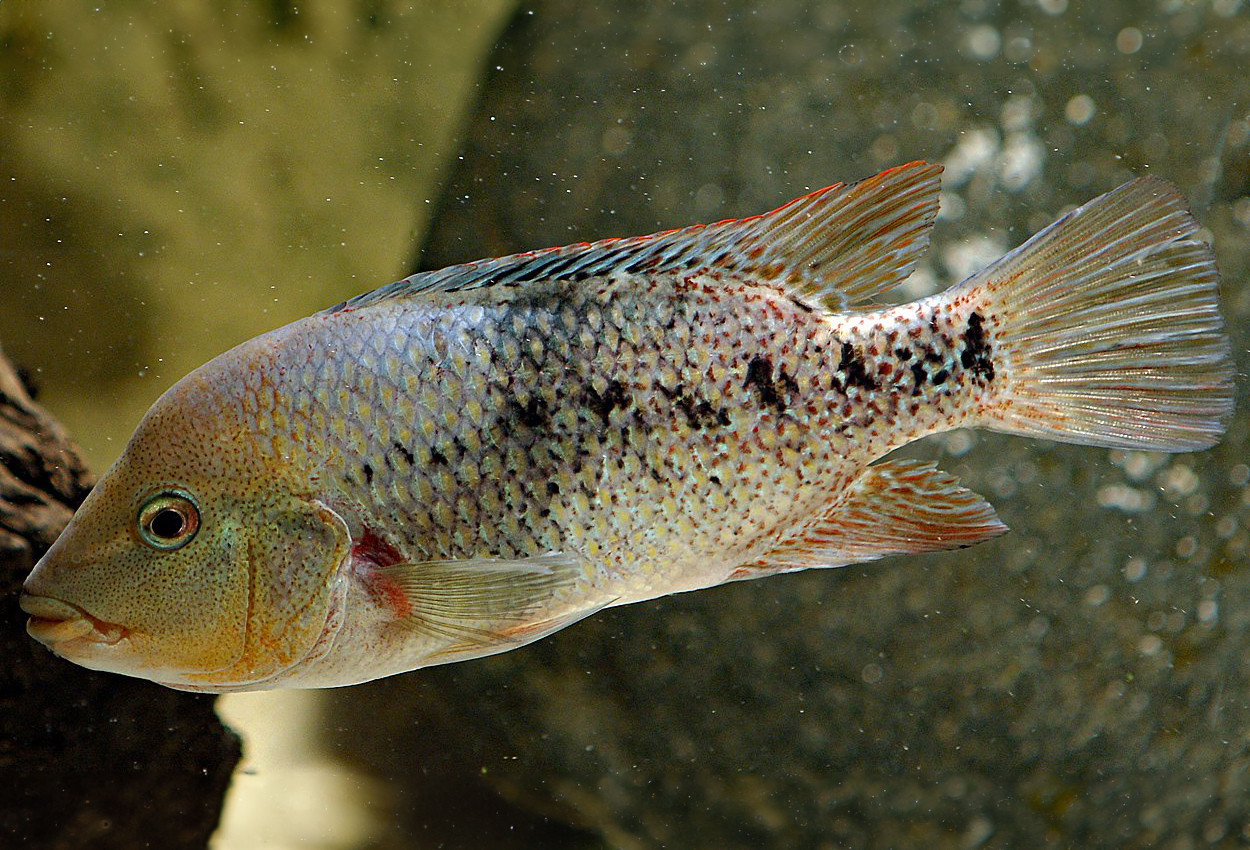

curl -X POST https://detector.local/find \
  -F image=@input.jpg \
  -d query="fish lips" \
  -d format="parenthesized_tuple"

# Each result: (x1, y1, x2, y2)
(19, 593, 129, 649)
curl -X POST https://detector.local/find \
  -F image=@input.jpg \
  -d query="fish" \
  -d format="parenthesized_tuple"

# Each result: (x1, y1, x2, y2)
(19, 162, 1233, 692)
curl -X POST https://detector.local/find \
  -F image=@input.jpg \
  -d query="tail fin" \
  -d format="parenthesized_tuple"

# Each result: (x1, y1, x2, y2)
(968, 177, 1233, 451)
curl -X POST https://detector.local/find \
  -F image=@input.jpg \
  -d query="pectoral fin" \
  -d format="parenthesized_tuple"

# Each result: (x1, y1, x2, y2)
(370, 552, 597, 659)
(743, 459, 1007, 575)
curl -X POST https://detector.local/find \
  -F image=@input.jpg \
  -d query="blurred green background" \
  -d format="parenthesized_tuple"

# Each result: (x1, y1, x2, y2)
(4, 2, 1250, 849)
(0, 0, 515, 470)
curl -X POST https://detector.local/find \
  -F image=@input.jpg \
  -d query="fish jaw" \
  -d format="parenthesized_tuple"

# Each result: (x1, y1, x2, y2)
(20, 591, 135, 673)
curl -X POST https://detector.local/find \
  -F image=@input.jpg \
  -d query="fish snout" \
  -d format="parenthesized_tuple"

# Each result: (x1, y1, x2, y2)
(19, 593, 127, 647)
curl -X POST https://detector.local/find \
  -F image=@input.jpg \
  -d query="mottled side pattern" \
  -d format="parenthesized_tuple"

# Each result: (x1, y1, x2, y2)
(245, 271, 994, 611)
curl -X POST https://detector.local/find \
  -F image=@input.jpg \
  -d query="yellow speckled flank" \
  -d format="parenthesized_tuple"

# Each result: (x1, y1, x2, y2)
(21, 164, 1233, 691)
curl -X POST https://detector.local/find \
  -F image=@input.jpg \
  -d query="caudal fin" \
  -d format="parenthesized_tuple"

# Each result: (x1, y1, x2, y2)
(967, 177, 1234, 451)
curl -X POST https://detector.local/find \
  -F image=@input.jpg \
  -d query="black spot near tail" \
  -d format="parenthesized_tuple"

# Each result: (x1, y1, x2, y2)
(960, 312, 995, 382)
(837, 343, 879, 391)
(744, 355, 797, 414)
(910, 362, 928, 395)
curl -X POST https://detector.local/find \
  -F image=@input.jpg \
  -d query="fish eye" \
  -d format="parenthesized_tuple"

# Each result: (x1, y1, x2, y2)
(137, 492, 200, 551)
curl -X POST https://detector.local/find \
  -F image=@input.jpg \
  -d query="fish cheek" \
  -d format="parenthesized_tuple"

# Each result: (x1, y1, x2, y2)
(227, 499, 350, 684)
(86, 532, 253, 680)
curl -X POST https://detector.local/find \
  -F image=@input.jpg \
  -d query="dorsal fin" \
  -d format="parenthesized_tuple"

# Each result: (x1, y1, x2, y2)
(329, 161, 942, 314)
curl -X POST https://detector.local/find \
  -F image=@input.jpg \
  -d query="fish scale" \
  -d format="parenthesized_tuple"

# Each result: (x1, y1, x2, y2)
(289, 273, 986, 609)
(20, 163, 1233, 691)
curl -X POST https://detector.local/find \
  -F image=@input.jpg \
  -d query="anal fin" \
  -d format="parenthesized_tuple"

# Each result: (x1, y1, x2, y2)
(743, 459, 1007, 575)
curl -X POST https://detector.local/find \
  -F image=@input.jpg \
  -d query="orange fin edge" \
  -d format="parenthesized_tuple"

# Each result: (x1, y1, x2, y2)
(736, 458, 1007, 578)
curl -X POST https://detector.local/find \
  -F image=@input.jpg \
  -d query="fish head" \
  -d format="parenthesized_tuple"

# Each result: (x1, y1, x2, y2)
(20, 354, 352, 691)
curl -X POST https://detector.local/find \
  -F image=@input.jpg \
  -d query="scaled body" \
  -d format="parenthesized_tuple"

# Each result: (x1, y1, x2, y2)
(21, 163, 1233, 690)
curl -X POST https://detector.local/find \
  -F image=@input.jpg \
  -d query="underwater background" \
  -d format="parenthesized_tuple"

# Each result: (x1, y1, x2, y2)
(2, 1, 1249, 848)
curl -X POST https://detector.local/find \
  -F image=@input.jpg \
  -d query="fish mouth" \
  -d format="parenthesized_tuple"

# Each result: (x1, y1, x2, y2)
(19, 594, 129, 647)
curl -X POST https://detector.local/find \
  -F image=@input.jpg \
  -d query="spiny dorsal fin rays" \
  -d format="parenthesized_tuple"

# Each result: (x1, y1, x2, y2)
(747, 161, 942, 308)
(327, 161, 943, 314)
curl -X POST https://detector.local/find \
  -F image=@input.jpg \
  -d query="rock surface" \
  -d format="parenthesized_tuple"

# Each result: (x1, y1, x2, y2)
(322, 2, 1250, 848)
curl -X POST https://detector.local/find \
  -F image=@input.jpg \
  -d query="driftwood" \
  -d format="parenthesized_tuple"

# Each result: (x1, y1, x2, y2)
(0, 347, 240, 850)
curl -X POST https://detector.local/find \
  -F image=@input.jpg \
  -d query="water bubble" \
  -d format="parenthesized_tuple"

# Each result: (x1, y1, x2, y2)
(1065, 94, 1097, 126)
(1197, 599, 1219, 623)
(1084, 585, 1111, 607)
(1116, 27, 1144, 54)
(965, 25, 1001, 60)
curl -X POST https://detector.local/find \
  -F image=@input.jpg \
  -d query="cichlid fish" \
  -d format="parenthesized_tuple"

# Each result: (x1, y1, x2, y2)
(20, 163, 1233, 692)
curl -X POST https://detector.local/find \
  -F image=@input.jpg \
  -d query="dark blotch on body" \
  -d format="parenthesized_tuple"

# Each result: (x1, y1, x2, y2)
(657, 381, 732, 428)
(362, 463, 374, 485)
(910, 362, 927, 395)
(837, 343, 878, 391)
(392, 441, 415, 466)
(430, 447, 448, 466)
(511, 396, 551, 429)
(744, 355, 799, 413)
(585, 379, 631, 425)
(960, 311, 995, 382)
(788, 295, 815, 313)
